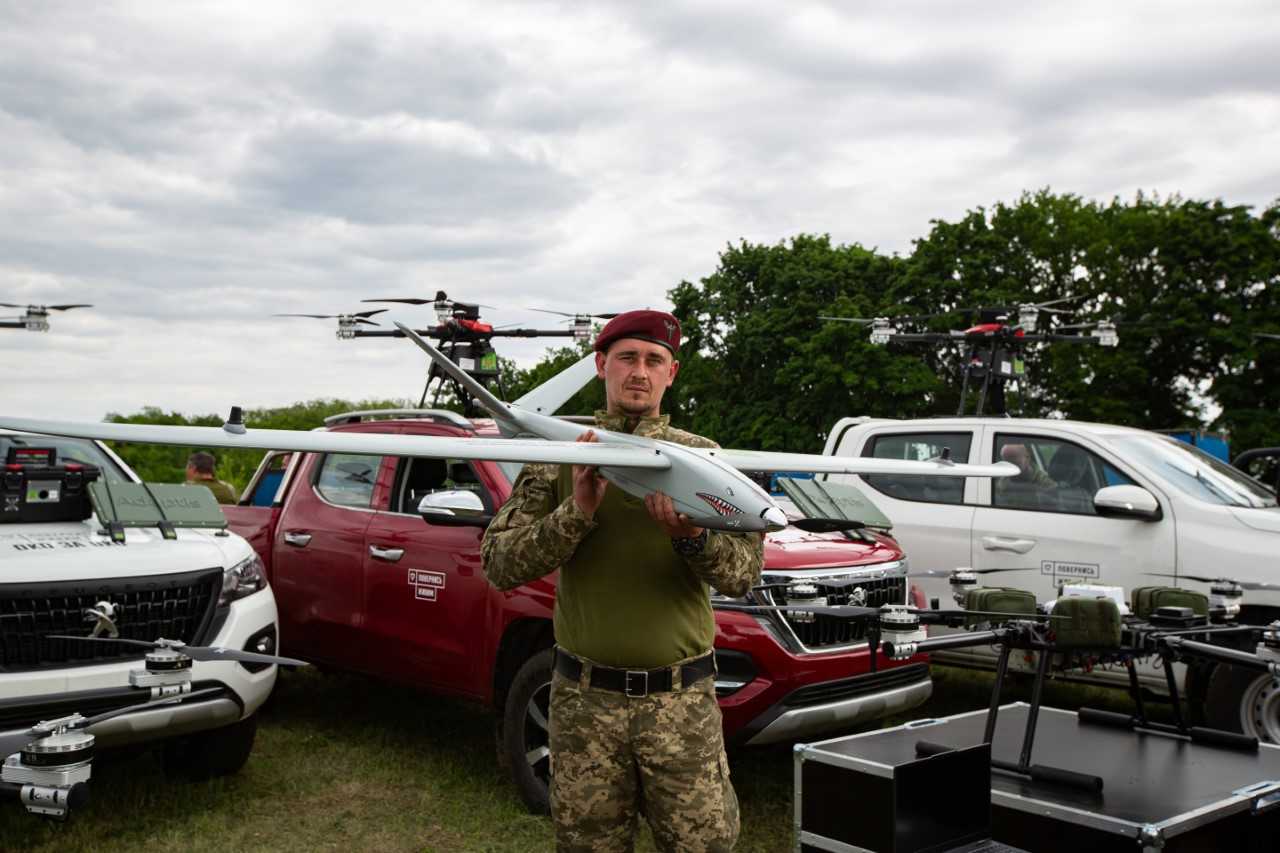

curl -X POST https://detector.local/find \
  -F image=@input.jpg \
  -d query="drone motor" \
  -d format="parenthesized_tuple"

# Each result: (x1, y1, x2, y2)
(947, 568, 980, 606)
(785, 583, 824, 624)
(1207, 581, 1244, 621)
(1256, 621, 1280, 667)
(879, 604, 928, 659)
(1, 717, 94, 820)
(129, 647, 195, 697)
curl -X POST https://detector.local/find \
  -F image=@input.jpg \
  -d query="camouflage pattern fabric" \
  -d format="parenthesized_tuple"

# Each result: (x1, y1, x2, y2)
(549, 666, 738, 853)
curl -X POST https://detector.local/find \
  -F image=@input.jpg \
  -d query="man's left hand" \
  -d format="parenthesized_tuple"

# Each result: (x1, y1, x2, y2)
(644, 491, 704, 539)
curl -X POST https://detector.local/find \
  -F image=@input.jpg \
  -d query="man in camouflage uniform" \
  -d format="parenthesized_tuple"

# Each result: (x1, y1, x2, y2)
(184, 451, 238, 505)
(481, 309, 763, 853)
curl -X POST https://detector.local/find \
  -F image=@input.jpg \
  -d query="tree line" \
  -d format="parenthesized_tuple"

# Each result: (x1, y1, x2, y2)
(109, 190, 1280, 490)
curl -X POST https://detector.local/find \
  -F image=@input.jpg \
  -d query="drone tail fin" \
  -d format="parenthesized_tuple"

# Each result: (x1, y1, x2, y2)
(513, 352, 597, 416)
(394, 322, 517, 425)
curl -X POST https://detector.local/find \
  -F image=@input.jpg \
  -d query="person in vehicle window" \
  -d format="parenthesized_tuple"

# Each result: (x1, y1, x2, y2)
(185, 451, 238, 504)
(481, 309, 763, 853)
(994, 443, 1057, 508)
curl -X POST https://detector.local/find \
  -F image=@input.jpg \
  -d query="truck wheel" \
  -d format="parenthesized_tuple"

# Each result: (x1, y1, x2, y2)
(1203, 664, 1280, 742)
(501, 648, 554, 814)
(161, 715, 258, 781)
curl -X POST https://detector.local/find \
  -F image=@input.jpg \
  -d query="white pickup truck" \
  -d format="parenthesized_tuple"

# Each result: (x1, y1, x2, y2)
(821, 416, 1280, 740)
(0, 430, 281, 803)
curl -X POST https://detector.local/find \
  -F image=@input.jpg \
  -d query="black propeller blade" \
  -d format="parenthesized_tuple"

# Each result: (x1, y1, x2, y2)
(1143, 572, 1280, 592)
(46, 634, 311, 667)
(529, 308, 621, 320)
(0, 302, 93, 310)
(273, 309, 386, 326)
(789, 517, 867, 533)
(913, 567, 1039, 578)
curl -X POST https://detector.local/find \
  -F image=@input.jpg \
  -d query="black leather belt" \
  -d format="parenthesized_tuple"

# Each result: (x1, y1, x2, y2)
(554, 648, 716, 697)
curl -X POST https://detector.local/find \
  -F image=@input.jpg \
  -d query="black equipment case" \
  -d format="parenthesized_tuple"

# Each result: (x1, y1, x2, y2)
(796, 703, 1280, 852)
(1, 447, 100, 523)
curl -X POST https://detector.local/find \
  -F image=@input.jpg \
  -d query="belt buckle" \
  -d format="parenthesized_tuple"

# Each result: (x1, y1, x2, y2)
(624, 670, 649, 698)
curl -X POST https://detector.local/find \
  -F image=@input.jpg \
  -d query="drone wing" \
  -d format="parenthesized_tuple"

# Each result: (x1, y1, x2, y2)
(0, 416, 671, 470)
(693, 448, 1018, 478)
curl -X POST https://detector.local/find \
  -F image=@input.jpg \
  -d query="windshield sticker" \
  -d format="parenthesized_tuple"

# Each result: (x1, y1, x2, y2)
(1040, 560, 1099, 580)
(408, 569, 445, 602)
(0, 531, 122, 550)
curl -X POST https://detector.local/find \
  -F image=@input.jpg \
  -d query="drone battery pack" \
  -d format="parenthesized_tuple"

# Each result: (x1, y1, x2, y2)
(965, 587, 1037, 626)
(1050, 596, 1122, 650)
(0, 463, 100, 524)
(1131, 586, 1209, 620)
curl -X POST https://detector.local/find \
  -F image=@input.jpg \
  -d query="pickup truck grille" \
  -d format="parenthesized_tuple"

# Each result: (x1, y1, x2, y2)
(760, 571, 906, 651)
(0, 568, 221, 672)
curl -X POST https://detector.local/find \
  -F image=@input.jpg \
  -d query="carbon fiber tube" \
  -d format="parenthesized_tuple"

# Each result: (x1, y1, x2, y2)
(1164, 637, 1277, 672)
(883, 629, 1006, 658)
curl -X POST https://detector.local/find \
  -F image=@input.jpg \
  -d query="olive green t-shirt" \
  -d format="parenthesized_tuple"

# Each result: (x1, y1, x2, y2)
(550, 465, 715, 669)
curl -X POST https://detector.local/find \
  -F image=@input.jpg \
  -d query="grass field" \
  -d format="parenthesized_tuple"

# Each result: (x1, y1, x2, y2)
(0, 664, 1153, 852)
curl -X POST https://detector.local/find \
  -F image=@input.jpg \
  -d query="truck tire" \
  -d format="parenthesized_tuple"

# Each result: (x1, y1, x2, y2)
(1203, 664, 1280, 742)
(501, 648, 554, 814)
(161, 715, 259, 781)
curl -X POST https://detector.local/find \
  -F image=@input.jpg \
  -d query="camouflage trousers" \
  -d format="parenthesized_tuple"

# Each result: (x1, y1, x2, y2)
(548, 659, 740, 853)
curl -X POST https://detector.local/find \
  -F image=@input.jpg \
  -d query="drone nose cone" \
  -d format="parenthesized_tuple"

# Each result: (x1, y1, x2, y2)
(761, 506, 788, 532)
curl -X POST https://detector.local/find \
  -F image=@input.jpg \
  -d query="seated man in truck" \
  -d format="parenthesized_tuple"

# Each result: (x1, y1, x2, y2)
(993, 442, 1056, 511)
(481, 309, 763, 853)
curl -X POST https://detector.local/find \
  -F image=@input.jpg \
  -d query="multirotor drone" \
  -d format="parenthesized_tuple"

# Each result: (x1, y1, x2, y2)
(276, 291, 612, 416)
(822, 299, 1121, 416)
(0, 302, 92, 332)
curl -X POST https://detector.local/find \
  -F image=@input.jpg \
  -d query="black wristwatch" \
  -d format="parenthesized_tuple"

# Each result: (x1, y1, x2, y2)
(671, 528, 709, 557)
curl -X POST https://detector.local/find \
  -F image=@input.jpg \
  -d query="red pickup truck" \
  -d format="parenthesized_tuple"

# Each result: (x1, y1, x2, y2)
(224, 409, 930, 812)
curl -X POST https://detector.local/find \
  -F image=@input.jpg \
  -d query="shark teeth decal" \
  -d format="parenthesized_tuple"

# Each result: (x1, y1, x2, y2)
(697, 492, 744, 517)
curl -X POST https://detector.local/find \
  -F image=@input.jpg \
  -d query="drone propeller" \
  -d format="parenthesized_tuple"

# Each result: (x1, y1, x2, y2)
(273, 309, 386, 326)
(714, 601, 1060, 622)
(528, 308, 621, 321)
(1255, 332, 1280, 341)
(362, 291, 495, 310)
(913, 566, 1039, 578)
(0, 302, 93, 311)
(1144, 572, 1280, 592)
(789, 517, 867, 533)
(46, 634, 311, 667)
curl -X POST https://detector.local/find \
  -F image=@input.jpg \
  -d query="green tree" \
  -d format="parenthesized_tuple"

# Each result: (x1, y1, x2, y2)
(105, 398, 410, 493)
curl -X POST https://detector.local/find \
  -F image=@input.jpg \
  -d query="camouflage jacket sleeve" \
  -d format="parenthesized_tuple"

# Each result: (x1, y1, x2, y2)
(480, 463, 597, 591)
(660, 425, 765, 598)
(682, 531, 764, 598)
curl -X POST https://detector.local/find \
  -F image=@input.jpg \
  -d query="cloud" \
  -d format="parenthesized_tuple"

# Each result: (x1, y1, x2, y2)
(0, 0, 1278, 420)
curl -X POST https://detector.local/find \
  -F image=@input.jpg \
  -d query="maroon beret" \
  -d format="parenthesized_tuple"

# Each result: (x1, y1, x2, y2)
(594, 309, 682, 354)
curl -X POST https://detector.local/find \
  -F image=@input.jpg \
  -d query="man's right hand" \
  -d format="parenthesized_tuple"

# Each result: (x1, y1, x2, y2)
(572, 430, 609, 519)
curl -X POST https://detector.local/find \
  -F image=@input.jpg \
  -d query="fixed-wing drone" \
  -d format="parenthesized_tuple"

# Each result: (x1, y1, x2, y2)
(822, 299, 1119, 415)
(0, 322, 1018, 534)
(0, 302, 92, 332)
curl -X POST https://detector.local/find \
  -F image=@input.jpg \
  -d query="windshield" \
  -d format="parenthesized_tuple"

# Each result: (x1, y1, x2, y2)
(1112, 435, 1278, 509)
(0, 433, 130, 484)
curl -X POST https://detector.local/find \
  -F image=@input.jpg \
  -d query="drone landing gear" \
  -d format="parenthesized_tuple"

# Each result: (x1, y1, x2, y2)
(917, 645, 1105, 793)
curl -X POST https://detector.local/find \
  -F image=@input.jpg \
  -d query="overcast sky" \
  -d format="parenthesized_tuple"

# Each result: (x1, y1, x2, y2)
(2, 1, 1278, 421)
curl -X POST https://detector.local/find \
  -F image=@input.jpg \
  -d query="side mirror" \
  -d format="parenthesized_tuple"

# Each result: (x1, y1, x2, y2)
(1094, 485, 1162, 522)
(418, 489, 493, 528)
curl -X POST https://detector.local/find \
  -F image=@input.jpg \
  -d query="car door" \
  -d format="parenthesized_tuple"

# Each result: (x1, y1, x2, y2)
(361, 450, 497, 697)
(970, 426, 1177, 599)
(270, 450, 386, 669)
(833, 426, 979, 577)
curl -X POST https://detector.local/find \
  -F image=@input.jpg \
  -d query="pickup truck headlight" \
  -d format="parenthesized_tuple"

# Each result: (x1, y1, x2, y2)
(221, 553, 267, 606)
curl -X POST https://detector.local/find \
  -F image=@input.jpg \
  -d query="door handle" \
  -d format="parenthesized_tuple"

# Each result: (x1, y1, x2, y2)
(369, 545, 405, 562)
(981, 535, 1036, 554)
(283, 531, 312, 547)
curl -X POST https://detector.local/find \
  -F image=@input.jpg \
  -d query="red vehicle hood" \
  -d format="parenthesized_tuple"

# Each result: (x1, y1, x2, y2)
(763, 526, 903, 570)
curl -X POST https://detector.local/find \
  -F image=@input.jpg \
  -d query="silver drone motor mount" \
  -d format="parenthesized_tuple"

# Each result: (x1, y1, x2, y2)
(879, 604, 928, 660)
(1, 715, 94, 820)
